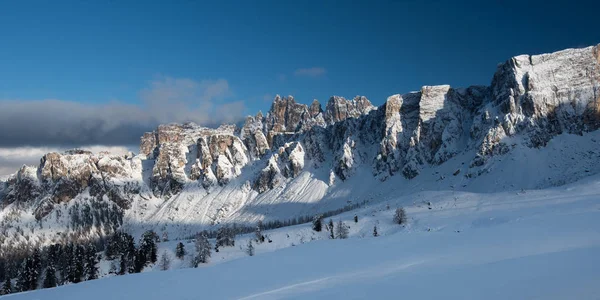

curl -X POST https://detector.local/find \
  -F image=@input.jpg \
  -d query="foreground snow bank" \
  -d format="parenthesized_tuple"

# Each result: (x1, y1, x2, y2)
(6, 177, 600, 299)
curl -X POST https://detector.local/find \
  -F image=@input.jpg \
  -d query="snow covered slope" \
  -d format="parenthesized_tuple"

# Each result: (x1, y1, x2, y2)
(0, 44, 599, 250)
(6, 174, 600, 299)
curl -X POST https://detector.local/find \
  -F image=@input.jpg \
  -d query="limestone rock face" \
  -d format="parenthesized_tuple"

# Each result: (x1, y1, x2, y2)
(309, 99, 323, 117)
(323, 96, 376, 124)
(141, 123, 251, 194)
(1, 150, 142, 220)
(240, 113, 269, 160)
(473, 44, 600, 165)
(2, 44, 600, 241)
(140, 132, 157, 157)
(265, 95, 310, 133)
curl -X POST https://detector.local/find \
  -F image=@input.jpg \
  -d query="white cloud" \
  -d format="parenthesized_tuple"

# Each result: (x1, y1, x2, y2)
(293, 67, 326, 77)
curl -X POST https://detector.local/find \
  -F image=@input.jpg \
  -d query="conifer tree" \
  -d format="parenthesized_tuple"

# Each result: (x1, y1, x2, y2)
(175, 242, 186, 260)
(0, 259, 5, 282)
(216, 227, 235, 248)
(246, 240, 255, 256)
(118, 255, 127, 275)
(1, 277, 11, 295)
(132, 250, 146, 274)
(140, 230, 159, 264)
(84, 245, 99, 280)
(312, 215, 323, 232)
(255, 221, 265, 243)
(373, 225, 379, 237)
(193, 233, 211, 267)
(327, 219, 335, 239)
(32, 249, 42, 278)
(42, 265, 57, 289)
(15, 259, 30, 292)
(71, 245, 85, 283)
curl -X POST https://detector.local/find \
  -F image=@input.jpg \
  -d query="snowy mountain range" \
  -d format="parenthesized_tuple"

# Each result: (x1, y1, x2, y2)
(1, 43, 599, 250)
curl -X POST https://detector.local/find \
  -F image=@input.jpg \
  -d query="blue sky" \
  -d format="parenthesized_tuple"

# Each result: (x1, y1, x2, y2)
(0, 0, 598, 160)
(2, 0, 599, 108)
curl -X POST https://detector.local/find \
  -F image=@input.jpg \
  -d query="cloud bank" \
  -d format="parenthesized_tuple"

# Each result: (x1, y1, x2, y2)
(0, 77, 245, 148)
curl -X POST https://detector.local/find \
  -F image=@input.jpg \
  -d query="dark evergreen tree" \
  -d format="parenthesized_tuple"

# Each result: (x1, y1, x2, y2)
(105, 231, 135, 260)
(15, 259, 30, 292)
(175, 242, 186, 260)
(0, 259, 6, 282)
(373, 225, 379, 237)
(1, 277, 11, 295)
(46, 244, 62, 268)
(327, 219, 335, 239)
(255, 221, 265, 243)
(139, 230, 159, 264)
(354, 215, 358, 223)
(132, 250, 146, 273)
(84, 245, 99, 280)
(59, 243, 74, 284)
(246, 240, 255, 256)
(312, 214, 323, 232)
(42, 265, 57, 289)
(71, 245, 85, 283)
(193, 233, 211, 267)
(216, 226, 235, 248)
(118, 255, 127, 275)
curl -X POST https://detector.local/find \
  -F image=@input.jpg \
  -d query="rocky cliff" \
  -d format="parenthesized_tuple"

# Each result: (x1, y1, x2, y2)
(1, 44, 599, 247)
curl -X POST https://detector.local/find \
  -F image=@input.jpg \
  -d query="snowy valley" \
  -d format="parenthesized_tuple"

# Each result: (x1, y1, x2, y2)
(0, 44, 599, 299)
(5, 173, 600, 299)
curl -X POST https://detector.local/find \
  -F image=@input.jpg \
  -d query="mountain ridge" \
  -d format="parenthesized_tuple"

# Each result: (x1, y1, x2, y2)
(0, 43, 599, 249)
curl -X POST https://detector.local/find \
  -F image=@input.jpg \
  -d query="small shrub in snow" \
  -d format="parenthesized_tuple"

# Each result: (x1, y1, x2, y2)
(394, 207, 407, 225)
(159, 251, 171, 271)
(335, 220, 349, 239)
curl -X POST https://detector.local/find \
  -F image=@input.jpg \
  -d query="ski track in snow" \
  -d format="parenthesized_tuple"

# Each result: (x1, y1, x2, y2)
(237, 260, 429, 300)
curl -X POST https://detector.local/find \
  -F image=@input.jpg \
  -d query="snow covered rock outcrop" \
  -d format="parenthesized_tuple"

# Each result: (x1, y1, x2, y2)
(140, 123, 250, 194)
(324, 95, 375, 124)
(1, 43, 599, 249)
